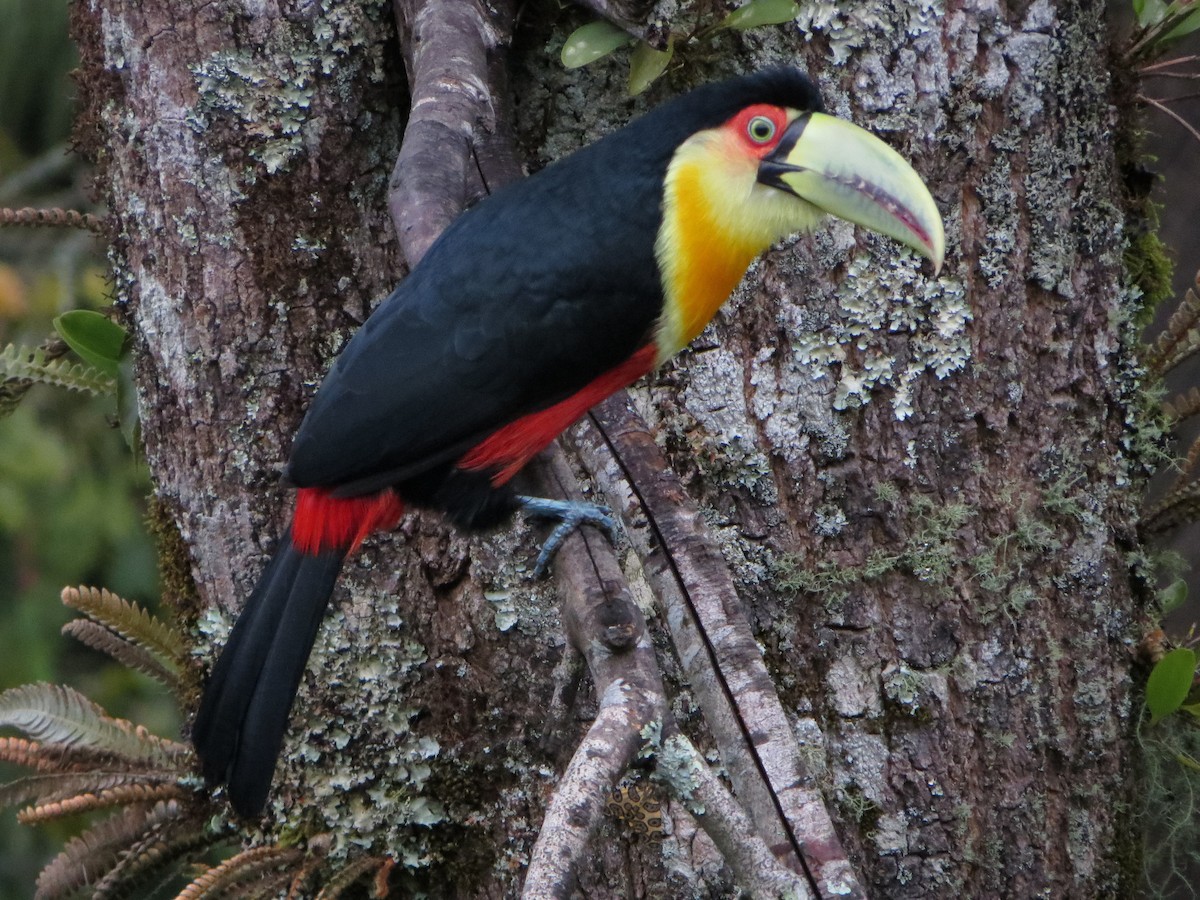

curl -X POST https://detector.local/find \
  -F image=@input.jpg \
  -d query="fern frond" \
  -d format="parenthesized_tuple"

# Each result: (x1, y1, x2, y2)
(35, 803, 159, 900)
(0, 736, 53, 770)
(175, 845, 303, 900)
(1146, 270, 1200, 378)
(314, 856, 390, 900)
(0, 683, 189, 768)
(62, 620, 181, 691)
(62, 586, 186, 667)
(1163, 386, 1200, 423)
(91, 802, 219, 900)
(224, 870, 298, 900)
(0, 336, 70, 418)
(1142, 479, 1200, 535)
(0, 343, 115, 406)
(18, 782, 187, 824)
(0, 770, 173, 809)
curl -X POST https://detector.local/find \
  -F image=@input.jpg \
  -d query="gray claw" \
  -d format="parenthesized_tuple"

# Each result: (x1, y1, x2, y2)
(516, 495, 619, 577)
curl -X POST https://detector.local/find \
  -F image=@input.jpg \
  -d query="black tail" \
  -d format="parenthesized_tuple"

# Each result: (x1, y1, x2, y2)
(192, 530, 344, 816)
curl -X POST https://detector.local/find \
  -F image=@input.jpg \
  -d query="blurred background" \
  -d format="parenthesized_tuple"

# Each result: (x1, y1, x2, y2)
(0, 0, 173, 894)
(0, 0, 1196, 897)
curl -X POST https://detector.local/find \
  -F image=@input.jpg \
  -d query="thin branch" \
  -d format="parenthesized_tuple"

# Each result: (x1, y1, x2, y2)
(1140, 54, 1200, 72)
(387, 0, 519, 268)
(1145, 90, 1200, 102)
(572, 394, 866, 899)
(522, 448, 669, 899)
(658, 733, 811, 899)
(1140, 93, 1200, 147)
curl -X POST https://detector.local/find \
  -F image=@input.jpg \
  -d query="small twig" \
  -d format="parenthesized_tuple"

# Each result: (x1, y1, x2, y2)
(1140, 54, 1200, 72)
(1139, 94, 1200, 147)
(1141, 71, 1200, 80)
(1144, 90, 1200, 103)
(0, 206, 107, 234)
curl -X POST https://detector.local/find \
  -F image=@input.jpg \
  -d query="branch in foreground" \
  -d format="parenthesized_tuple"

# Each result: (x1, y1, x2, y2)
(524, 447, 813, 898)
(388, 0, 520, 267)
(658, 732, 811, 900)
(570, 393, 865, 899)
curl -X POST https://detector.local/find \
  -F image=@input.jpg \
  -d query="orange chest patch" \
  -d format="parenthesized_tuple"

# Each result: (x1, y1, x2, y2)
(655, 159, 761, 360)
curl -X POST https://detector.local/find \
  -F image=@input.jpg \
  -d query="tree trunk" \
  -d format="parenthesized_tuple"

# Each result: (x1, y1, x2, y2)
(72, 0, 1148, 896)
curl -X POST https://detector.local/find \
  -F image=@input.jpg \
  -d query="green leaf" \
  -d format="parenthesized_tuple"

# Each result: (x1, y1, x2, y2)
(561, 21, 632, 69)
(53, 310, 127, 377)
(628, 40, 674, 96)
(1164, 7, 1200, 40)
(1135, 0, 1171, 26)
(722, 0, 801, 30)
(1147, 647, 1197, 723)
(1159, 578, 1188, 615)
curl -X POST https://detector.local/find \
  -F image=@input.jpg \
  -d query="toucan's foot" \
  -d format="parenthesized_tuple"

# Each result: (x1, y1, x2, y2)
(516, 495, 619, 577)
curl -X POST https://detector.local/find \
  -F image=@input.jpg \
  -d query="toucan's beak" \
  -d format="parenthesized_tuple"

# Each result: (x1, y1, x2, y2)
(759, 112, 945, 274)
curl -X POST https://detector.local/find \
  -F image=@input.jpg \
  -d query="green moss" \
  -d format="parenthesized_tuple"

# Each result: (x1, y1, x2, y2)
(145, 494, 199, 632)
(1125, 225, 1175, 330)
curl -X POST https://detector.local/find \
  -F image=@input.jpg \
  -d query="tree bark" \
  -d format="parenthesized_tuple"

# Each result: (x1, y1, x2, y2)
(72, 0, 1148, 896)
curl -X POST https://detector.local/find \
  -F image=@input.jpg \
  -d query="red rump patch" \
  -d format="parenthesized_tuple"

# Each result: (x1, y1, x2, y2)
(460, 343, 658, 485)
(292, 487, 406, 555)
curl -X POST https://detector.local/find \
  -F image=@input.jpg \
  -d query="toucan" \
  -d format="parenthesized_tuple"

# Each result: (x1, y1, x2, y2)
(192, 68, 945, 817)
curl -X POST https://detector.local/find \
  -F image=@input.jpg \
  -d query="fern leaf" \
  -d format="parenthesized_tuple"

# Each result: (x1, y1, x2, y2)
(91, 802, 219, 900)
(175, 845, 303, 900)
(0, 770, 173, 810)
(0, 343, 115, 401)
(19, 782, 187, 824)
(1142, 479, 1200, 535)
(35, 804, 159, 900)
(314, 856, 390, 900)
(0, 736, 52, 770)
(1147, 271, 1200, 377)
(62, 620, 181, 691)
(1163, 386, 1200, 423)
(224, 870, 298, 900)
(0, 683, 189, 767)
(62, 586, 186, 667)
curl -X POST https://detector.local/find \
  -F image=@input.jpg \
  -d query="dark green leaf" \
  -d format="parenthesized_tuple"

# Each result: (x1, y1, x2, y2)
(1147, 647, 1196, 723)
(561, 21, 632, 69)
(53, 310, 127, 377)
(1135, 0, 1170, 26)
(1164, 7, 1200, 40)
(723, 0, 801, 30)
(628, 40, 673, 96)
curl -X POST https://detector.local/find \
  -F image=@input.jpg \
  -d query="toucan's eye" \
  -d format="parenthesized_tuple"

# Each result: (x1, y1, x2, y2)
(746, 115, 777, 144)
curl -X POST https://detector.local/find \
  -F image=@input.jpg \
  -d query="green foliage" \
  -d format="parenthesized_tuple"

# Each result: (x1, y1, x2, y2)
(1146, 648, 1197, 723)
(560, 20, 631, 68)
(52, 310, 127, 378)
(0, 341, 116, 412)
(1129, 0, 1200, 59)
(561, 0, 800, 95)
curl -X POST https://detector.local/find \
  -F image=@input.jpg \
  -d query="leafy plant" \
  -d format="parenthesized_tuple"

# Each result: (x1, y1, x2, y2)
(0, 585, 402, 900)
(1130, 0, 1200, 59)
(561, 0, 800, 94)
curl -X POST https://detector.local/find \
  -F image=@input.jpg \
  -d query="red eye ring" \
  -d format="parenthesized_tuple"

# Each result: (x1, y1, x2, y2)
(728, 105, 787, 157)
